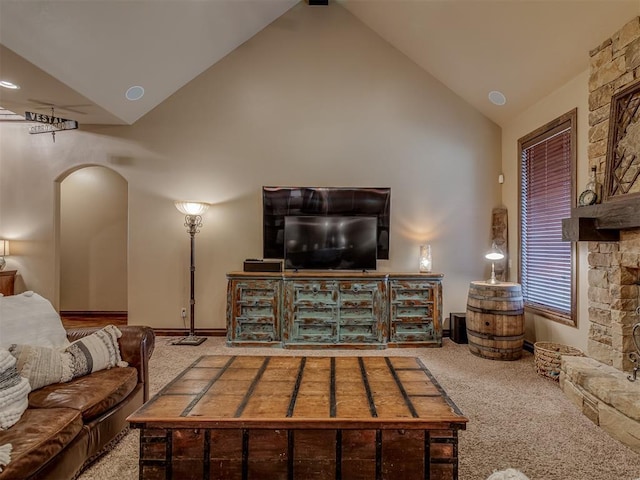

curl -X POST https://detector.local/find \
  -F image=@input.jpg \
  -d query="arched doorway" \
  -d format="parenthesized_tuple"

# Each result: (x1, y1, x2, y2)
(58, 165, 128, 324)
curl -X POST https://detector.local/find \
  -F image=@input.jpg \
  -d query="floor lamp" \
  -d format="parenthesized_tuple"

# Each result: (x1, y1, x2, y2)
(174, 201, 210, 346)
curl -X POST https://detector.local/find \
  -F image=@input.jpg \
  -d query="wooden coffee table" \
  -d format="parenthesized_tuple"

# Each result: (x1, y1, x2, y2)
(128, 355, 467, 480)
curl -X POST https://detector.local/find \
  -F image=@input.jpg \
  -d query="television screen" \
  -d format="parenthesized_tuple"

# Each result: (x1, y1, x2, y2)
(284, 216, 378, 270)
(263, 187, 390, 259)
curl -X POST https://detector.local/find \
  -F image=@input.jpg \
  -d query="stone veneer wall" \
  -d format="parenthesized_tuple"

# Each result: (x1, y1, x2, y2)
(587, 17, 640, 373)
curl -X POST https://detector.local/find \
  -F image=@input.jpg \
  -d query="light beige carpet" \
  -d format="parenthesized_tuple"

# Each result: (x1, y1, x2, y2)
(80, 337, 640, 480)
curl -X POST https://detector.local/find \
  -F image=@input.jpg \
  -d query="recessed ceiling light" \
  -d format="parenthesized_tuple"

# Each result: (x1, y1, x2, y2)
(488, 90, 506, 106)
(125, 85, 144, 101)
(0, 80, 20, 90)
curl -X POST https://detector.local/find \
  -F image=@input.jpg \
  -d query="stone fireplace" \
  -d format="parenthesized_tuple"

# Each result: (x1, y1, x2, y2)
(586, 17, 640, 371)
(560, 16, 640, 455)
(587, 235, 640, 372)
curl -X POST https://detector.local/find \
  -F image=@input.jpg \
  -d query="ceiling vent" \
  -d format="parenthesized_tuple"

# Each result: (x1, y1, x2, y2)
(308, 0, 328, 5)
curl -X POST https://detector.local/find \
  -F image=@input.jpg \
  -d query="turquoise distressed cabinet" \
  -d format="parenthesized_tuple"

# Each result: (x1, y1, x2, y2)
(226, 272, 442, 348)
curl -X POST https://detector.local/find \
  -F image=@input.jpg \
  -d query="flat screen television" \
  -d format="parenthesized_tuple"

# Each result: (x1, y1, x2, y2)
(284, 216, 377, 270)
(263, 187, 390, 260)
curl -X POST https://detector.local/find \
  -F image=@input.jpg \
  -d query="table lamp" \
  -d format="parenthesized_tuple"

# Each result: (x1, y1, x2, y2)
(485, 241, 504, 284)
(0, 240, 10, 271)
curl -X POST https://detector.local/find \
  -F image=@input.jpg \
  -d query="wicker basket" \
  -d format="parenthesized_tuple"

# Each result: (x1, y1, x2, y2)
(534, 342, 584, 381)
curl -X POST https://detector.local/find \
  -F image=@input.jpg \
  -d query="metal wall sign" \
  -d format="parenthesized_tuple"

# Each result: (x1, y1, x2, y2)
(28, 121, 78, 134)
(25, 111, 78, 132)
(25, 110, 79, 141)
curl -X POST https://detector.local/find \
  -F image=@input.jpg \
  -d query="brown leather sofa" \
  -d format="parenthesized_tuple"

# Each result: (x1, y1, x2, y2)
(0, 325, 155, 480)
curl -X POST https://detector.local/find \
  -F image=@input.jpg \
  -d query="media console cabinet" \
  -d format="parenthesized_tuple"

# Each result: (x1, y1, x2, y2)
(226, 271, 443, 348)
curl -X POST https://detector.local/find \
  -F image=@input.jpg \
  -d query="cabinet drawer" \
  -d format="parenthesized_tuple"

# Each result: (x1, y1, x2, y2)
(295, 306, 336, 322)
(391, 304, 434, 320)
(391, 287, 434, 303)
(340, 323, 378, 342)
(237, 304, 278, 318)
(236, 317, 278, 341)
(391, 320, 436, 342)
(339, 281, 379, 306)
(390, 280, 435, 301)
(291, 318, 337, 343)
(340, 307, 375, 320)
(291, 281, 338, 305)
(339, 317, 379, 342)
(236, 280, 280, 300)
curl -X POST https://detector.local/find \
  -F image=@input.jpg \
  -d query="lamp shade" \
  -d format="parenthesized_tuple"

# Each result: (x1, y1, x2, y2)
(175, 201, 210, 216)
(484, 242, 504, 261)
(0, 240, 9, 256)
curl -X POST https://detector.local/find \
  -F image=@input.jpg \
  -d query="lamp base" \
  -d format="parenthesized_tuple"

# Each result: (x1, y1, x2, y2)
(172, 335, 207, 346)
(487, 262, 500, 284)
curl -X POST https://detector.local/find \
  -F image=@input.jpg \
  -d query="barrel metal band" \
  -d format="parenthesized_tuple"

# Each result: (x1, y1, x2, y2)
(466, 329, 524, 341)
(468, 294, 521, 301)
(466, 304, 524, 316)
(469, 342, 523, 354)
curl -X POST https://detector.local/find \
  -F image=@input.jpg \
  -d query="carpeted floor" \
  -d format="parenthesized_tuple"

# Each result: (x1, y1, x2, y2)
(79, 337, 640, 480)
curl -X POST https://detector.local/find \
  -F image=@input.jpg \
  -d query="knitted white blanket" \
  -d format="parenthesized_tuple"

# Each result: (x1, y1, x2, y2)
(0, 444, 11, 473)
(0, 349, 30, 430)
(487, 469, 531, 480)
(0, 348, 31, 473)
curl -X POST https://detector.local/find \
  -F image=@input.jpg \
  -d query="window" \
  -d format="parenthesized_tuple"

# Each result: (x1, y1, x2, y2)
(518, 109, 576, 326)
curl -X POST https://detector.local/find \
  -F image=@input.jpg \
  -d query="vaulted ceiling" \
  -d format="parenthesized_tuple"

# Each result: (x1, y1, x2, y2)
(0, 0, 638, 128)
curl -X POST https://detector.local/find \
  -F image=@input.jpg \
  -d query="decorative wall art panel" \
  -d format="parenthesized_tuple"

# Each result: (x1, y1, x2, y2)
(605, 79, 640, 201)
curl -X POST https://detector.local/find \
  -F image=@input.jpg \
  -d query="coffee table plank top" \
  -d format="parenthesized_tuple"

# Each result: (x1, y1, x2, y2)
(129, 355, 467, 430)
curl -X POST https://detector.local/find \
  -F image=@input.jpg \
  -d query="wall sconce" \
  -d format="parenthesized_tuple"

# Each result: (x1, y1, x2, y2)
(0, 239, 10, 271)
(173, 201, 211, 346)
(485, 241, 505, 284)
(419, 244, 432, 273)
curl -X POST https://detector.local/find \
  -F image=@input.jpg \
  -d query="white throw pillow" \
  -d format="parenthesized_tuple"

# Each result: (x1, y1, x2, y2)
(0, 292, 69, 348)
(7, 325, 127, 393)
(8, 344, 73, 390)
(64, 325, 128, 377)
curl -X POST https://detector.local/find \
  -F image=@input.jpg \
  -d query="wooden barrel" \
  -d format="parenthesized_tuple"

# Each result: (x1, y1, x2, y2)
(466, 281, 524, 361)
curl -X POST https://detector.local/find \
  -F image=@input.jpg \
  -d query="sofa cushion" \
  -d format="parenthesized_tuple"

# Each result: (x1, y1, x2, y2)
(27, 367, 139, 422)
(0, 292, 69, 348)
(0, 407, 83, 480)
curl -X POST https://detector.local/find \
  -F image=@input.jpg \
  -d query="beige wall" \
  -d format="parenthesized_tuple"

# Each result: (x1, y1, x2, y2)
(501, 70, 591, 351)
(0, 3, 501, 330)
(59, 166, 127, 311)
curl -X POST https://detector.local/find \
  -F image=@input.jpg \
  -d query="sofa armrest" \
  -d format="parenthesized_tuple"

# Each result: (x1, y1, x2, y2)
(66, 325, 155, 401)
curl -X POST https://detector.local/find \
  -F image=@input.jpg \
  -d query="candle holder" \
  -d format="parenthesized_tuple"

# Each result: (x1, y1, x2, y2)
(419, 245, 432, 273)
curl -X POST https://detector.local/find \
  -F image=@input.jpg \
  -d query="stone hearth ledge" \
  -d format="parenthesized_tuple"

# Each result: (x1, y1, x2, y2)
(560, 355, 640, 454)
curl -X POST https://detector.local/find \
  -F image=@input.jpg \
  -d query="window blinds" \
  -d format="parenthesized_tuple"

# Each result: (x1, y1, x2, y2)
(521, 124, 572, 316)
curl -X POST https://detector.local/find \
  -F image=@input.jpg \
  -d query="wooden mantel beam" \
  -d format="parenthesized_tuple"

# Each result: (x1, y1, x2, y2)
(561, 197, 640, 242)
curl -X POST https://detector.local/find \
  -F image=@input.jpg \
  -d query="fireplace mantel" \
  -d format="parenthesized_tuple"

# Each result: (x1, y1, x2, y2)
(561, 197, 640, 242)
